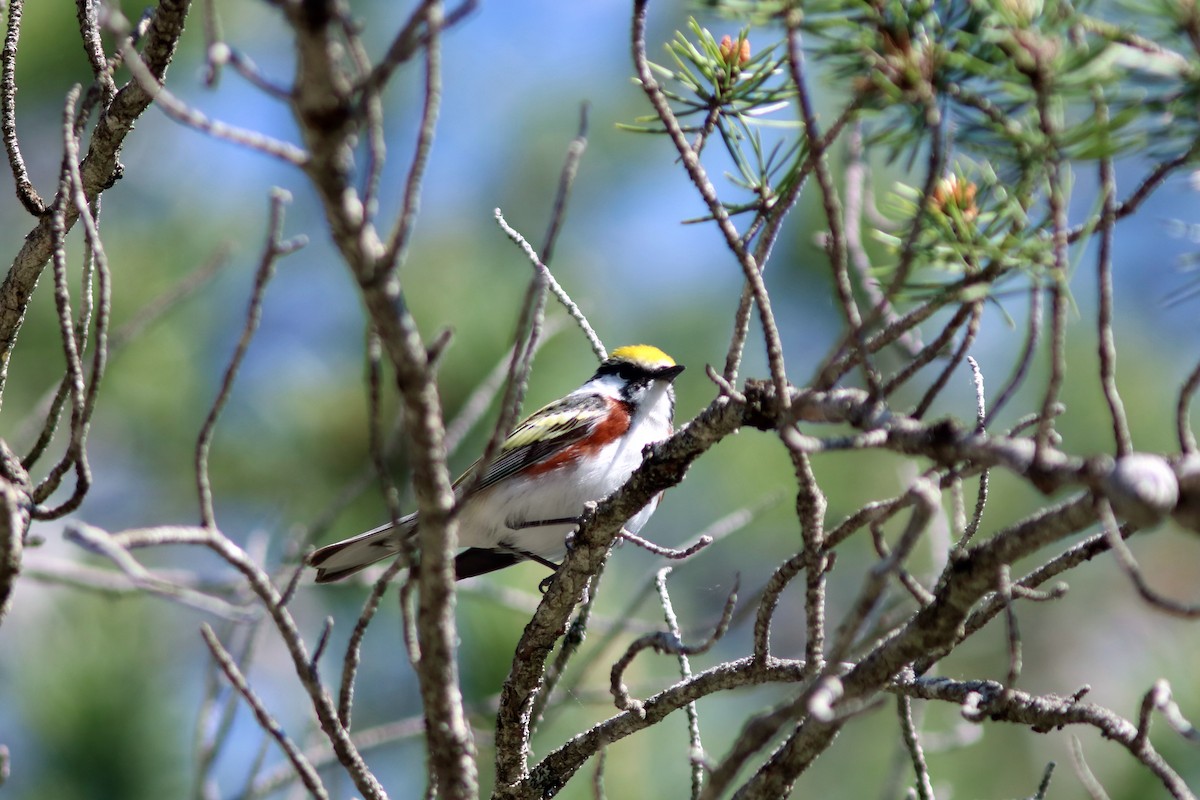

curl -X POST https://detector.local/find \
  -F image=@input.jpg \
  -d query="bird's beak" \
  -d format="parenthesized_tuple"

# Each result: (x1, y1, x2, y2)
(659, 364, 685, 382)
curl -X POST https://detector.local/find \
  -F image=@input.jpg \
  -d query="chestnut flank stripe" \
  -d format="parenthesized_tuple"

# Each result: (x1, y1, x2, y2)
(523, 398, 632, 476)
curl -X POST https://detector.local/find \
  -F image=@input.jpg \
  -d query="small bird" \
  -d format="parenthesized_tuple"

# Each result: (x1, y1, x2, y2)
(309, 345, 684, 583)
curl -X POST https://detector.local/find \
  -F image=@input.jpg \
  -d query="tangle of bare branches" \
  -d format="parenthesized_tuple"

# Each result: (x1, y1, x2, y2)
(3, 3, 1200, 800)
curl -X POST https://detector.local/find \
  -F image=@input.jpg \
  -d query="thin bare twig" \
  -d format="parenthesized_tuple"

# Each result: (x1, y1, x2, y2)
(338, 556, 408, 729)
(828, 478, 939, 664)
(714, 491, 1102, 797)
(911, 303, 982, 419)
(870, 520, 935, 608)
(898, 676, 1194, 799)
(796, 445, 829, 672)
(632, 0, 789, 408)
(1033, 80, 1070, 468)
(881, 303, 975, 399)
(591, 747, 607, 800)
(1136, 680, 1200, 747)
(218, 46, 292, 102)
(1069, 735, 1111, 800)
(19, 379, 71, 472)
(542, 495, 781, 731)
(444, 320, 564, 454)
(541, 103, 590, 266)
(654, 568, 706, 800)
(0, 0, 191, 411)
(194, 618, 261, 799)
(195, 189, 304, 529)
(2, 0, 44, 214)
(354, 0, 476, 98)
(786, 21, 875, 396)
(76, 0, 116, 103)
(723, 97, 861, 384)
(986, 283, 1043, 428)
(1098, 499, 1200, 618)
(845, 125, 922, 360)
(63, 523, 254, 620)
(33, 130, 87, 502)
(462, 213, 551, 498)
(284, 0, 476, 789)
(997, 565, 1023, 688)
(967, 357, 986, 432)
(22, 255, 239, 467)
(245, 717, 425, 800)
(816, 278, 973, 390)
(958, 358, 989, 550)
(1093, 91, 1132, 457)
(751, 543, 816, 664)
(619, 530, 712, 560)
(520, 657, 810, 800)
(200, 624, 329, 800)
(94, 522, 388, 797)
(609, 575, 739, 714)
(877, 100, 946, 325)
(495, 209, 605, 361)
(1031, 760, 1057, 800)
(200, 0, 225, 87)
(380, 0, 443, 277)
(30, 84, 111, 519)
(1066, 141, 1200, 245)
(897, 696, 934, 800)
(814, 94, 943, 393)
(111, 14, 308, 165)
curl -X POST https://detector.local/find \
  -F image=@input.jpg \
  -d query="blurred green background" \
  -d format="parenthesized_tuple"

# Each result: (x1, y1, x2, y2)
(2, 1, 1200, 798)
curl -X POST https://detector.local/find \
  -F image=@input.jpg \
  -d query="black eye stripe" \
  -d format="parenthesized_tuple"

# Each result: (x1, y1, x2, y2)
(597, 360, 676, 382)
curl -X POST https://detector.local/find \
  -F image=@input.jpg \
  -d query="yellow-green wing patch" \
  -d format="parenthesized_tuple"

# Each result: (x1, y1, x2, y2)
(457, 394, 608, 495)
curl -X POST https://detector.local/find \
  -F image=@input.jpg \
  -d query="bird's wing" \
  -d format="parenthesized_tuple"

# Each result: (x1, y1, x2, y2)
(455, 394, 610, 495)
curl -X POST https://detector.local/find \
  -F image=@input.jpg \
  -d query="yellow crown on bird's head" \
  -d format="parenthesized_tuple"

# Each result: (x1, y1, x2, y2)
(608, 344, 676, 370)
(596, 345, 684, 382)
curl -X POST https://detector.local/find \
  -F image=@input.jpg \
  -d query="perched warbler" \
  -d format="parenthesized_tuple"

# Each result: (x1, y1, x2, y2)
(309, 345, 684, 583)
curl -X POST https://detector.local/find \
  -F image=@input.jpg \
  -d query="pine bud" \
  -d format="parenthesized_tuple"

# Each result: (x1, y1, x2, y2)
(930, 175, 979, 223)
(718, 35, 751, 67)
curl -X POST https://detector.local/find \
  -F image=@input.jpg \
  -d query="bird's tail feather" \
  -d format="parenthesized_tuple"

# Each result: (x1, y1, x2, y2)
(308, 515, 416, 583)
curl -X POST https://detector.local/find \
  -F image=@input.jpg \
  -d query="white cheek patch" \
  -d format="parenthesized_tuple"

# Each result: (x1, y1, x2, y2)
(600, 379, 670, 484)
